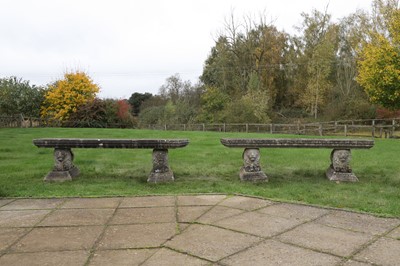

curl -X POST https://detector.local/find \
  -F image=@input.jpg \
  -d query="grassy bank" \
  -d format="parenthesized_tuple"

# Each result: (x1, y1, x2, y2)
(0, 127, 399, 217)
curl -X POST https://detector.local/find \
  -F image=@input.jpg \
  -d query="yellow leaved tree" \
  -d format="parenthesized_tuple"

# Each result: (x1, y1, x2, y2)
(41, 71, 100, 121)
(357, 2, 400, 110)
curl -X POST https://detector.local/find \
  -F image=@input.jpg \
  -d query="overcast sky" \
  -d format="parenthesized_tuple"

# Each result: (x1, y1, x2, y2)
(1, 0, 372, 99)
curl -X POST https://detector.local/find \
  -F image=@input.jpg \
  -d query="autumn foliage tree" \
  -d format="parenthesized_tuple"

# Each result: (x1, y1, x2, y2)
(66, 98, 108, 127)
(116, 99, 136, 126)
(357, 0, 400, 110)
(41, 71, 100, 121)
(64, 98, 136, 128)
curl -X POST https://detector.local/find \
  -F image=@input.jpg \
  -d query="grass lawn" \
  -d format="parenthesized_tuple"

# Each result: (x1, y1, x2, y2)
(0, 127, 399, 217)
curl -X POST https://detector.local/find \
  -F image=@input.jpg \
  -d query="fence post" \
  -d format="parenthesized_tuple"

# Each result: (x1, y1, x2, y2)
(270, 124, 273, 134)
(223, 123, 226, 132)
(202, 123, 205, 131)
(351, 120, 354, 133)
(344, 125, 348, 136)
(246, 123, 249, 133)
(19, 114, 23, 128)
(164, 124, 167, 131)
(318, 123, 323, 136)
(392, 119, 396, 138)
(372, 119, 375, 138)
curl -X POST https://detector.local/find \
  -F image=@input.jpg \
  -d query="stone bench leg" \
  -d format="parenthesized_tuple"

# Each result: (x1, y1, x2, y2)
(326, 149, 358, 182)
(239, 148, 268, 182)
(44, 148, 80, 182)
(148, 149, 174, 183)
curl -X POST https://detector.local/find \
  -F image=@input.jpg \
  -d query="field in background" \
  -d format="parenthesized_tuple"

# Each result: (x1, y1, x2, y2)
(0, 128, 399, 217)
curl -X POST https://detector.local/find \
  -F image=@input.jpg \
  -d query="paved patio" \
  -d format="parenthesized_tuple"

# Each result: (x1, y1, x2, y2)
(0, 195, 399, 265)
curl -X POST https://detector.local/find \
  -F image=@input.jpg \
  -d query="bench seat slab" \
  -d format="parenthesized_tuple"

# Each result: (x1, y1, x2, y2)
(221, 138, 374, 149)
(33, 138, 189, 149)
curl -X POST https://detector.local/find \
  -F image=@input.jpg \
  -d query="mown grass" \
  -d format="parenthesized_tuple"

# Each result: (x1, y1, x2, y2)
(0, 127, 399, 217)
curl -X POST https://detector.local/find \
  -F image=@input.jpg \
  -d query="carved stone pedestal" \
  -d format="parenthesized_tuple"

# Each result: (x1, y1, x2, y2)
(326, 168, 358, 182)
(44, 149, 80, 182)
(326, 149, 358, 182)
(239, 148, 268, 182)
(239, 169, 268, 182)
(147, 149, 174, 183)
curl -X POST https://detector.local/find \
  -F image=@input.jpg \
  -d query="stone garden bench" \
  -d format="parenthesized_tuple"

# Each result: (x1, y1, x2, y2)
(33, 138, 189, 183)
(220, 138, 374, 182)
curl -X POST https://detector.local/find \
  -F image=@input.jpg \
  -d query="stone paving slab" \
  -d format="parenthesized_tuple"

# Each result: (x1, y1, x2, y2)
(0, 250, 90, 266)
(0, 198, 65, 210)
(177, 195, 227, 206)
(0, 210, 51, 227)
(220, 239, 341, 266)
(110, 206, 176, 224)
(0, 199, 14, 208)
(353, 237, 400, 266)
(257, 202, 330, 221)
(340, 260, 373, 266)
(61, 197, 121, 209)
(277, 222, 374, 257)
(214, 211, 303, 237)
(120, 196, 175, 208)
(0, 195, 399, 266)
(39, 208, 115, 226)
(316, 210, 400, 235)
(165, 224, 263, 261)
(142, 248, 209, 266)
(196, 206, 244, 224)
(0, 228, 30, 252)
(177, 206, 212, 223)
(90, 249, 157, 266)
(97, 223, 177, 250)
(387, 226, 400, 239)
(10, 226, 103, 252)
(219, 196, 274, 211)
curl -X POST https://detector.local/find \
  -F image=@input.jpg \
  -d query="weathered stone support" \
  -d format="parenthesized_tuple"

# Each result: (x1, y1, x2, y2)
(326, 149, 358, 182)
(44, 148, 80, 182)
(147, 149, 174, 183)
(239, 148, 268, 182)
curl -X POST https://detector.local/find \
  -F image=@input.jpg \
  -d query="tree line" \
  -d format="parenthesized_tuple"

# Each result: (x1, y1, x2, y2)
(138, 0, 400, 125)
(1, 0, 400, 127)
(198, 0, 400, 123)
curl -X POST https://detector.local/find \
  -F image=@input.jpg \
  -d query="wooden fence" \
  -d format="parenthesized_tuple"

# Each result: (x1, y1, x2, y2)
(144, 119, 400, 138)
(0, 115, 41, 128)
(1, 115, 399, 138)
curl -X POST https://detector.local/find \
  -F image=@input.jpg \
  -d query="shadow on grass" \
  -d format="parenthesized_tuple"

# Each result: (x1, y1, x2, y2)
(270, 169, 327, 183)
(0, 188, 9, 197)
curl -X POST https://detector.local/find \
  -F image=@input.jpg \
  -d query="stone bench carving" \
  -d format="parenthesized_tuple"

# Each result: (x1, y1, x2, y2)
(220, 138, 374, 182)
(33, 138, 189, 183)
